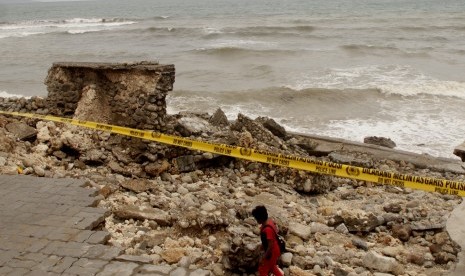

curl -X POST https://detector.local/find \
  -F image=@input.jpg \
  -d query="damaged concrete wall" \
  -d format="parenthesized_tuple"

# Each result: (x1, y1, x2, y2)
(44, 61, 175, 131)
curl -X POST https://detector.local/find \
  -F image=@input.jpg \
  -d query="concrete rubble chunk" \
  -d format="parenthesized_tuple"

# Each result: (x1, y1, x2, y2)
(209, 108, 229, 127)
(255, 116, 287, 138)
(136, 264, 173, 274)
(115, 254, 153, 264)
(175, 116, 213, 136)
(97, 261, 139, 276)
(113, 205, 172, 226)
(120, 179, 154, 193)
(288, 222, 311, 240)
(364, 136, 396, 148)
(5, 122, 37, 140)
(363, 251, 404, 274)
(175, 155, 196, 172)
(453, 141, 465, 161)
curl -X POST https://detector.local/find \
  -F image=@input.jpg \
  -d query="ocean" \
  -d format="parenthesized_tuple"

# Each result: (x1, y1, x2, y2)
(1, 0, 465, 159)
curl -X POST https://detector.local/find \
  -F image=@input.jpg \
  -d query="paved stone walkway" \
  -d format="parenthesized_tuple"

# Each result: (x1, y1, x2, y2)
(0, 175, 210, 276)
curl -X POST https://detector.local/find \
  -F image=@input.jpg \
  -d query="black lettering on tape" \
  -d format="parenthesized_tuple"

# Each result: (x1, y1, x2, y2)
(95, 124, 113, 131)
(129, 130, 144, 138)
(151, 131, 162, 139)
(173, 138, 193, 148)
(240, 148, 252, 156)
(346, 166, 361, 177)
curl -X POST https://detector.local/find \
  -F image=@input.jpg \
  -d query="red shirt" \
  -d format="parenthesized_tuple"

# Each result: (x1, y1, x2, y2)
(260, 219, 281, 258)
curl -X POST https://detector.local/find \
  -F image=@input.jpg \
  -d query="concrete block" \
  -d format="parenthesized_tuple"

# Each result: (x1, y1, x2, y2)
(115, 254, 153, 264)
(18, 252, 48, 263)
(25, 238, 50, 253)
(31, 255, 62, 272)
(169, 267, 188, 276)
(47, 227, 82, 241)
(72, 257, 108, 270)
(82, 244, 122, 260)
(41, 241, 68, 255)
(0, 250, 21, 266)
(0, 266, 14, 274)
(86, 231, 110, 244)
(96, 261, 139, 276)
(5, 267, 30, 276)
(49, 256, 77, 273)
(136, 264, 173, 274)
(70, 230, 94, 243)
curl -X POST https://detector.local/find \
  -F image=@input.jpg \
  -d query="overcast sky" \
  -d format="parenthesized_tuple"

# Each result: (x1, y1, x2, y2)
(0, 0, 95, 3)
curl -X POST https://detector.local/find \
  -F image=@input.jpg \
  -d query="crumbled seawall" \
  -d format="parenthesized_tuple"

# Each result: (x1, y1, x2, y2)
(1, 61, 175, 132)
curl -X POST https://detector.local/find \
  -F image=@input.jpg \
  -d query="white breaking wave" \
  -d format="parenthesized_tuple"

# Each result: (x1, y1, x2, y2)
(0, 18, 136, 38)
(286, 65, 465, 99)
(0, 91, 30, 99)
(208, 39, 277, 49)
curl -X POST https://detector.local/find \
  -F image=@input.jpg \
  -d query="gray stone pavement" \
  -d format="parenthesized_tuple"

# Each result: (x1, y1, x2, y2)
(0, 175, 210, 276)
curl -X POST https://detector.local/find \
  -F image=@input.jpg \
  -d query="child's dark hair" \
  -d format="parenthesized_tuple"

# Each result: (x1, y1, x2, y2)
(252, 205, 268, 223)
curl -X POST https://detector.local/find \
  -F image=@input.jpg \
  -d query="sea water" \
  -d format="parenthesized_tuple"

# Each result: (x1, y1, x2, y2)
(1, 0, 465, 158)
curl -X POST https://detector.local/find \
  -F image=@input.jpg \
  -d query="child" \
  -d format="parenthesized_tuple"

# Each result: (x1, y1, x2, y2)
(252, 205, 283, 276)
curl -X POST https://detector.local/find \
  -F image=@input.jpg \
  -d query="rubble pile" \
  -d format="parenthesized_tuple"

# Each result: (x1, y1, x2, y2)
(0, 104, 463, 276)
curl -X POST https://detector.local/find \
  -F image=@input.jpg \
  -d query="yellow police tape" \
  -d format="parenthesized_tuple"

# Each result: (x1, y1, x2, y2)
(1, 110, 465, 197)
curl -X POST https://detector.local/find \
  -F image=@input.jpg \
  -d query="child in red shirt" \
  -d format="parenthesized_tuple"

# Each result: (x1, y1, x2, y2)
(252, 205, 283, 276)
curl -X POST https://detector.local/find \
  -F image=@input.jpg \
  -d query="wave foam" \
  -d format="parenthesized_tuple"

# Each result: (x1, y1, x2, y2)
(0, 18, 136, 39)
(286, 65, 465, 99)
(0, 91, 30, 98)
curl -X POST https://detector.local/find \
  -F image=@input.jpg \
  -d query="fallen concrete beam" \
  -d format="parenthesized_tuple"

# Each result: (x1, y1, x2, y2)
(289, 131, 465, 174)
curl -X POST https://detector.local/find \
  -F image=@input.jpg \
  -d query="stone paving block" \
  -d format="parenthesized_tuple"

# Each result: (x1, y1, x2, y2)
(5, 200, 26, 210)
(86, 231, 111, 244)
(75, 196, 102, 208)
(3, 223, 30, 235)
(169, 267, 188, 276)
(69, 230, 94, 243)
(27, 226, 56, 239)
(46, 227, 82, 241)
(41, 241, 68, 255)
(61, 242, 93, 258)
(0, 237, 16, 250)
(135, 264, 173, 275)
(61, 206, 85, 217)
(7, 258, 37, 269)
(65, 258, 109, 275)
(42, 241, 91, 258)
(16, 225, 44, 238)
(24, 238, 50, 253)
(48, 204, 70, 215)
(72, 257, 109, 270)
(0, 250, 21, 266)
(82, 244, 122, 260)
(96, 261, 139, 276)
(36, 215, 71, 227)
(64, 215, 85, 228)
(14, 213, 38, 224)
(24, 271, 62, 276)
(0, 266, 14, 274)
(190, 269, 211, 276)
(49, 256, 77, 273)
(115, 254, 153, 264)
(73, 212, 106, 230)
(64, 265, 100, 276)
(0, 235, 33, 251)
(18, 252, 49, 263)
(31, 255, 62, 272)
(6, 267, 31, 276)
(18, 203, 40, 214)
